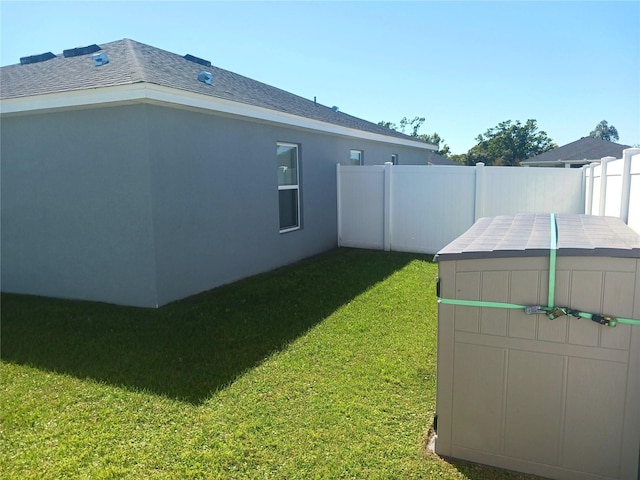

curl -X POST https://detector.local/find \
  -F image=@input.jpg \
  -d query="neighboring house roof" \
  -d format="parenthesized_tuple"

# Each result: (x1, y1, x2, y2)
(521, 137, 631, 167)
(426, 151, 461, 166)
(0, 39, 435, 150)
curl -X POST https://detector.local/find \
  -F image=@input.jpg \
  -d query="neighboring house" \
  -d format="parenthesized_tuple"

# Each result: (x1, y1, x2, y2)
(0, 39, 436, 307)
(425, 151, 461, 166)
(521, 137, 631, 168)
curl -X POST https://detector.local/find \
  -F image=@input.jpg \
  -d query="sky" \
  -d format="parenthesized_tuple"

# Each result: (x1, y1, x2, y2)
(1, 1, 639, 154)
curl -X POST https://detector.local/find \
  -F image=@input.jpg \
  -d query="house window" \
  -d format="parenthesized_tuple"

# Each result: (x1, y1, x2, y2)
(391, 154, 398, 165)
(277, 143, 300, 232)
(349, 150, 363, 165)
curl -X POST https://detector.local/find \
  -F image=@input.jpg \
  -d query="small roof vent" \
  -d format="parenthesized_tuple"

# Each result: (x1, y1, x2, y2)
(63, 44, 101, 58)
(20, 52, 56, 65)
(92, 52, 109, 67)
(184, 54, 211, 67)
(332, 106, 340, 112)
(197, 71, 213, 85)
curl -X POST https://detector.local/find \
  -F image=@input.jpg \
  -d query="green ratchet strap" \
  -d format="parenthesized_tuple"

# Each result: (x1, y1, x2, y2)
(437, 298, 640, 327)
(438, 298, 525, 310)
(437, 213, 640, 327)
(548, 213, 557, 309)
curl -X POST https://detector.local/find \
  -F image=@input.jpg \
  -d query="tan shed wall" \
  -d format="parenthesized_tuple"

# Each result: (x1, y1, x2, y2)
(436, 256, 640, 480)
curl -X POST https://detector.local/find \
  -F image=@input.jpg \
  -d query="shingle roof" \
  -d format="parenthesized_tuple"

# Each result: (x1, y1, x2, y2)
(1, 39, 431, 146)
(426, 151, 461, 166)
(522, 137, 631, 165)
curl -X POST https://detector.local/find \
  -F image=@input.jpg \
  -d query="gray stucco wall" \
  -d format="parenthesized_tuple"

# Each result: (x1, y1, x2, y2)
(1, 102, 429, 307)
(1, 106, 158, 306)
(145, 104, 432, 305)
(146, 105, 340, 305)
(356, 141, 427, 166)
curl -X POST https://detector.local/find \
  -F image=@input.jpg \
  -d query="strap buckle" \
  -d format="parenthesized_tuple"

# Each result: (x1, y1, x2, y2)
(546, 307, 567, 320)
(524, 306, 566, 320)
(523, 305, 621, 327)
(524, 305, 547, 315)
(564, 308, 581, 318)
(591, 314, 617, 327)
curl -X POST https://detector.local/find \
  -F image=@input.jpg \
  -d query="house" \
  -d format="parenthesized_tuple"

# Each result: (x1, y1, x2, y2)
(521, 137, 631, 168)
(425, 151, 461, 166)
(0, 39, 436, 307)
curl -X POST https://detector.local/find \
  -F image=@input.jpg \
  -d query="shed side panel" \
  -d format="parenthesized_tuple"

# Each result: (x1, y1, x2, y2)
(437, 253, 639, 480)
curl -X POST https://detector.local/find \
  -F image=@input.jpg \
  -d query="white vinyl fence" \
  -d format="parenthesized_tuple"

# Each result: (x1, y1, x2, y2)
(584, 148, 640, 234)
(338, 148, 640, 254)
(337, 162, 584, 254)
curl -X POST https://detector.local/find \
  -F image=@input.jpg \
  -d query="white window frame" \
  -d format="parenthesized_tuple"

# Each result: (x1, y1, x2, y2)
(350, 149, 363, 166)
(277, 142, 300, 233)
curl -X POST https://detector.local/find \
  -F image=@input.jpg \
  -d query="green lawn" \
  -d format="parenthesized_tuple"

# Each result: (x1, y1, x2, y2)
(1, 248, 540, 479)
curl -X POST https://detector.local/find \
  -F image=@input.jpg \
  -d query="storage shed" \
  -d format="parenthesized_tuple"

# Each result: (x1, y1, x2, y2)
(434, 213, 640, 480)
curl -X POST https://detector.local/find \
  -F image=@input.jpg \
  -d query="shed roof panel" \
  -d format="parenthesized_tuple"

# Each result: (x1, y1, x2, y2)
(435, 214, 640, 261)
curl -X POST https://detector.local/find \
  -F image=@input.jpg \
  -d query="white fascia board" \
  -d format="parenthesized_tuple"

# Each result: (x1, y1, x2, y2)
(0, 83, 437, 151)
(0, 85, 148, 114)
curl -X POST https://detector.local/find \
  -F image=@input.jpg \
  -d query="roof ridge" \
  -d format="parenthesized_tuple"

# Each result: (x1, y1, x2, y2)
(121, 38, 148, 83)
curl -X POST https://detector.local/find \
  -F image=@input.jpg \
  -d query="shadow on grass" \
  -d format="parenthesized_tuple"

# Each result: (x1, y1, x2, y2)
(1, 248, 428, 404)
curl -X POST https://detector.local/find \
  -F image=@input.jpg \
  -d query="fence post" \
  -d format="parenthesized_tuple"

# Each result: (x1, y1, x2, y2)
(336, 163, 342, 247)
(383, 162, 392, 251)
(598, 157, 615, 216)
(584, 163, 595, 215)
(620, 148, 640, 224)
(474, 162, 485, 221)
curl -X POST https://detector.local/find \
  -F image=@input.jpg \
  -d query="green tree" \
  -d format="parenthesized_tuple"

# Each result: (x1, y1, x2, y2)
(589, 120, 619, 142)
(399, 116, 425, 137)
(466, 119, 556, 166)
(378, 117, 450, 156)
(377, 120, 397, 130)
(448, 153, 468, 165)
(417, 132, 451, 157)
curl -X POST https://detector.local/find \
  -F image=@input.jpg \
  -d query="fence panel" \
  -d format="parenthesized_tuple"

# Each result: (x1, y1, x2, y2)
(337, 165, 385, 249)
(338, 163, 585, 254)
(390, 166, 475, 253)
(604, 159, 624, 217)
(480, 166, 584, 218)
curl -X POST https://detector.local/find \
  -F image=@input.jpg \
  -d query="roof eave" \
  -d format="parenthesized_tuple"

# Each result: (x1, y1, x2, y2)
(0, 83, 437, 151)
(521, 158, 604, 166)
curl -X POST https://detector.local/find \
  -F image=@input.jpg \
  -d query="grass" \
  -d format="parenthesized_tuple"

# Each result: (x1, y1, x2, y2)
(1, 248, 541, 479)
